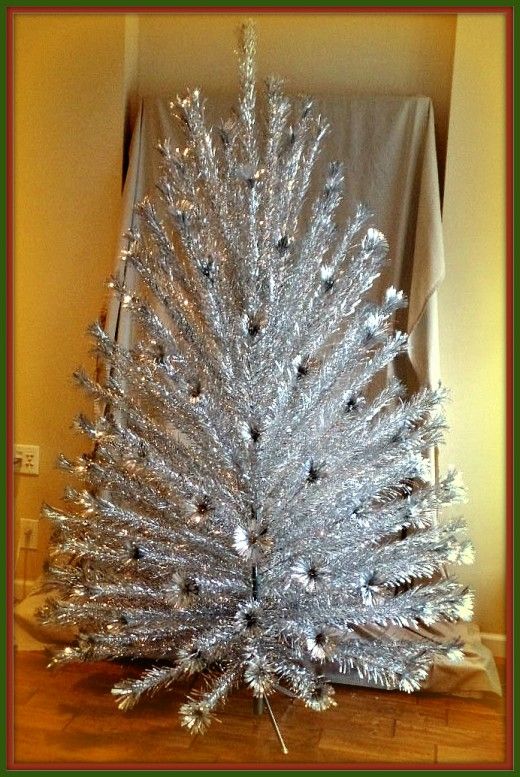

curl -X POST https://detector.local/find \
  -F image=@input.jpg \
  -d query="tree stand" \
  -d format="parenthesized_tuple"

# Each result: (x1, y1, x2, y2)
(253, 694, 288, 754)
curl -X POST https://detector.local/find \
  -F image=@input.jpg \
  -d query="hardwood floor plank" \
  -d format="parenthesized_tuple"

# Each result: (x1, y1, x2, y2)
(436, 743, 506, 764)
(446, 701, 505, 728)
(395, 718, 505, 747)
(15, 689, 80, 727)
(12, 651, 507, 767)
(444, 693, 504, 714)
(317, 731, 436, 763)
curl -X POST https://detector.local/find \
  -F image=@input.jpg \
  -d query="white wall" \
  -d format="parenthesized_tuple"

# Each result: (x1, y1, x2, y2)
(440, 14, 507, 635)
(14, 14, 127, 582)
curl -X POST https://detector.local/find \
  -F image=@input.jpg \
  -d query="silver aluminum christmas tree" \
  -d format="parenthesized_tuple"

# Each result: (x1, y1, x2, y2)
(40, 24, 473, 738)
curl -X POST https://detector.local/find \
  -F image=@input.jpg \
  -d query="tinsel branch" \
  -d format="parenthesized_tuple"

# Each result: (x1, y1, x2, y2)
(40, 22, 473, 736)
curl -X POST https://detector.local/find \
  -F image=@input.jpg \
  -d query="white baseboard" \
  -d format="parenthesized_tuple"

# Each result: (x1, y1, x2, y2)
(480, 632, 506, 659)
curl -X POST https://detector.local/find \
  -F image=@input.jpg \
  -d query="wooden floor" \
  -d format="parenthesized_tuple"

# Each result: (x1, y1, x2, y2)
(11, 651, 508, 768)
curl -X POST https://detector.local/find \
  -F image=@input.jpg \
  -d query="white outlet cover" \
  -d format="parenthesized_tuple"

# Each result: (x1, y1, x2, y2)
(15, 444, 40, 475)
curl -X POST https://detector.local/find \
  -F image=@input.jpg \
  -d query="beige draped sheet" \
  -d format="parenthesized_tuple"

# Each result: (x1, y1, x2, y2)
(15, 95, 501, 696)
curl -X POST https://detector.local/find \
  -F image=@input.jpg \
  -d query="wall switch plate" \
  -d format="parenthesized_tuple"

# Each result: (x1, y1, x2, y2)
(14, 444, 40, 475)
(20, 519, 39, 550)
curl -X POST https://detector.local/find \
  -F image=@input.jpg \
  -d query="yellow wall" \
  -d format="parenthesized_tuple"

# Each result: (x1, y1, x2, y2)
(13, 13, 507, 638)
(13, 15, 127, 583)
(440, 14, 506, 635)
(136, 13, 456, 186)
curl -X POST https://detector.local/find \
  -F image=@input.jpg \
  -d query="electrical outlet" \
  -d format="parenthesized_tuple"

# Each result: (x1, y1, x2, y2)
(14, 444, 40, 475)
(20, 519, 39, 550)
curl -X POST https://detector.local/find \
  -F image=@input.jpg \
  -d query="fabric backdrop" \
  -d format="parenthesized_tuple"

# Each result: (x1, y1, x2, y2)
(107, 94, 443, 392)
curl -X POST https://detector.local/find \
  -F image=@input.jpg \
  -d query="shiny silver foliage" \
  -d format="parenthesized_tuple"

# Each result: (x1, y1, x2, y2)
(40, 24, 472, 734)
